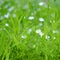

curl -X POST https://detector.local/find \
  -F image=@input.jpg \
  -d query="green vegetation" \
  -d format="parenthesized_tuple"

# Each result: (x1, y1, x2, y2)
(0, 0, 60, 60)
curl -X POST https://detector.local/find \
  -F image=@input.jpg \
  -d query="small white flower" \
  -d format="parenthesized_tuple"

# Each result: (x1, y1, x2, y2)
(39, 18, 44, 22)
(21, 35, 27, 39)
(4, 13, 9, 18)
(28, 28, 32, 34)
(36, 29, 44, 37)
(28, 16, 34, 20)
(36, 29, 41, 33)
(46, 35, 50, 40)
(8, 6, 14, 12)
(39, 32, 44, 37)
(5, 23, 9, 27)
(39, 2, 45, 6)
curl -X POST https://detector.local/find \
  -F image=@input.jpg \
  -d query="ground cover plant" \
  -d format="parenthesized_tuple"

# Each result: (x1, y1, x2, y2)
(0, 0, 60, 60)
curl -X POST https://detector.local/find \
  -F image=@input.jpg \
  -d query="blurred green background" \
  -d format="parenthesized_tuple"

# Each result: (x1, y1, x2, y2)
(0, 0, 60, 60)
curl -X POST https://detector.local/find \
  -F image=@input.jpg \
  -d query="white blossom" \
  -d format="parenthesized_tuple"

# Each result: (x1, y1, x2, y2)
(28, 28, 32, 34)
(5, 23, 9, 27)
(46, 35, 50, 40)
(36, 29, 44, 37)
(39, 32, 44, 37)
(39, 18, 44, 22)
(8, 6, 14, 12)
(36, 29, 41, 33)
(21, 35, 27, 39)
(4, 13, 9, 18)
(39, 2, 45, 6)
(28, 16, 34, 20)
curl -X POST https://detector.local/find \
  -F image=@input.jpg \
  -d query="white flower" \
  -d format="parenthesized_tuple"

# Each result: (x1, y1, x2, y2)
(21, 35, 27, 39)
(5, 23, 9, 27)
(36, 29, 41, 33)
(28, 16, 34, 20)
(28, 28, 32, 34)
(39, 18, 44, 22)
(39, 32, 44, 37)
(39, 2, 45, 6)
(36, 29, 44, 37)
(8, 6, 14, 12)
(4, 13, 9, 18)
(46, 35, 50, 40)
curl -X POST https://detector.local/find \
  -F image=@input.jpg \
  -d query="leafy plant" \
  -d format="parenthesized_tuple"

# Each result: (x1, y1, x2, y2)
(0, 0, 60, 60)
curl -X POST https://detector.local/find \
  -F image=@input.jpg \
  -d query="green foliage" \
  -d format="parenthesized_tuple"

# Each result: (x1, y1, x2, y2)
(0, 0, 60, 60)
